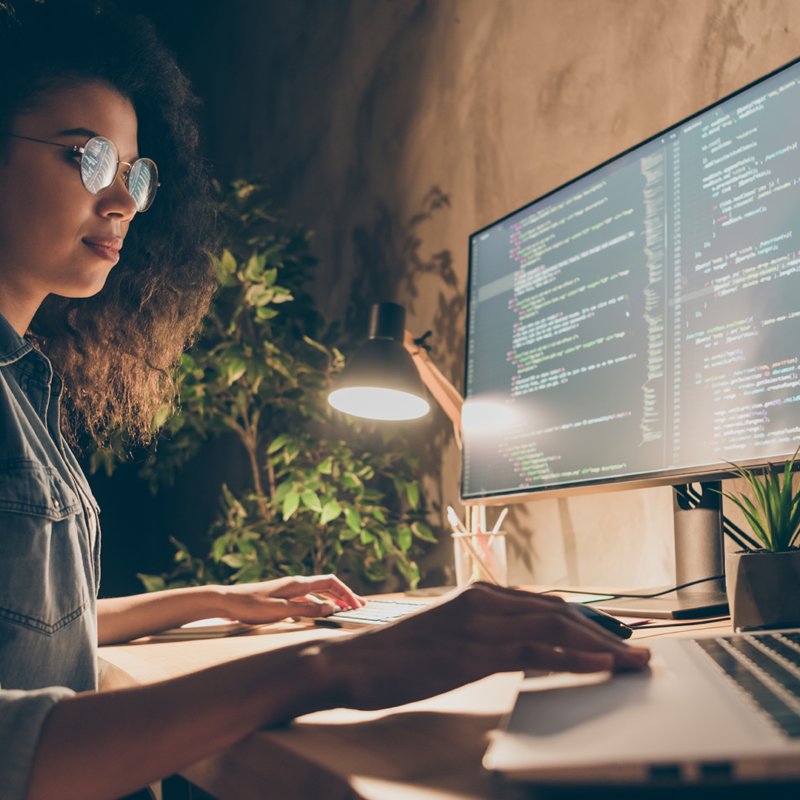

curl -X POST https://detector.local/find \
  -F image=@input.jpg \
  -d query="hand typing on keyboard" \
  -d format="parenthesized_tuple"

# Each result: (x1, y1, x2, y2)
(209, 574, 365, 625)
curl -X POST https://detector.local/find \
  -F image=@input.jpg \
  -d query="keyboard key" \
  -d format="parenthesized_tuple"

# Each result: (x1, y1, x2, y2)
(762, 635, 800, 670)
(781, 632, 800, 649)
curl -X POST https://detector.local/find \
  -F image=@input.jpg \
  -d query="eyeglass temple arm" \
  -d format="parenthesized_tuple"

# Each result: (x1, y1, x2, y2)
(9, 134, 74, 151)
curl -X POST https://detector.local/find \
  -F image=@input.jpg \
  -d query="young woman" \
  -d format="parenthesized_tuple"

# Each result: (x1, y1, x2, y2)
(0, 3, 650, 799)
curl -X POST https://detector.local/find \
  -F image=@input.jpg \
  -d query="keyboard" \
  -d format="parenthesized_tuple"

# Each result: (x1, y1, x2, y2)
(694, 632, 800, 737)
(314, 598, 429, 628)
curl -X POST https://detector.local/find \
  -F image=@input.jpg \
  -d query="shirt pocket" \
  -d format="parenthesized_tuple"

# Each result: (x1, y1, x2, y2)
(0, 459, 88, 633)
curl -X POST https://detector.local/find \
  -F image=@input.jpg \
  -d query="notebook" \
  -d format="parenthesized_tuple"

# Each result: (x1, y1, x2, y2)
(483, 628, 800, 785)
(148, 617, 259, 639)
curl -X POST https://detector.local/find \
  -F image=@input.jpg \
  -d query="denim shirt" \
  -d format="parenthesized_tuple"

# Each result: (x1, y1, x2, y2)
(0, 311, 100, 693)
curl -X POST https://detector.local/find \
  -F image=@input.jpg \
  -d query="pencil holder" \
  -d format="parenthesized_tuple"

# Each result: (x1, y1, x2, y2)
(452, 531, 507, 587)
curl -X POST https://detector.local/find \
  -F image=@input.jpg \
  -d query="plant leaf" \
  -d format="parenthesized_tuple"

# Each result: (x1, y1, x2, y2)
(300, 490, 322, 512)
(397, 525, 412, 552)
(341, 472, 362, 489)
(226, 359, 247, 385)
(411, 521, 436, 543)
(267, 433, 292, 454)
(137, 573, 166, 593)
(722, 490, 769, 549)
(320, 500, 342, 525)
(221, 553, 247, 568)
(406, 482, 419, 510)
(345, 507, 362, 533)
(282, 490, 300, 520)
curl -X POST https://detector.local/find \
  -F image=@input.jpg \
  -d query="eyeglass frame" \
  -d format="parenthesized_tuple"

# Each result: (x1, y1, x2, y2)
(6, 133, 160, 212)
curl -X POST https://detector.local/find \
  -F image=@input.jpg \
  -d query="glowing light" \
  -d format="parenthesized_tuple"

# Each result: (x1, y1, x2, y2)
(462, 402, 516, 433)
(329, 387, 430, 420)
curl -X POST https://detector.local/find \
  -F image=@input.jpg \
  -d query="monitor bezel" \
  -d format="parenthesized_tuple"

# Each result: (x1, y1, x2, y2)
(462, 53, 800, 505)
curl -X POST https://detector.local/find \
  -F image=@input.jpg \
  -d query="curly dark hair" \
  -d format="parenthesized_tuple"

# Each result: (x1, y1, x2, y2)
(0, 0, 217, 444)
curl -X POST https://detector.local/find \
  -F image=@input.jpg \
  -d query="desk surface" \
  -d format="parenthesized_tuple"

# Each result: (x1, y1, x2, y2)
(98, 593, 734, 800)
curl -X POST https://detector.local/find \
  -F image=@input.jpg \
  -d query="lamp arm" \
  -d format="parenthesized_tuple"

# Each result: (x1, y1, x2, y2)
(404, 330, 462, 434)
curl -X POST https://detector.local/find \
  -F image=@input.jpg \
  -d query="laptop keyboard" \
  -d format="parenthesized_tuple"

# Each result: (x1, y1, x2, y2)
(331, 598, 428, 625)
(694, 632, 800, 737)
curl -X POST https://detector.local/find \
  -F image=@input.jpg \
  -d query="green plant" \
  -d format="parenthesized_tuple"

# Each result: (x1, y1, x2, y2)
(720, 446, 800, 552)
(94, 179, 434, 590)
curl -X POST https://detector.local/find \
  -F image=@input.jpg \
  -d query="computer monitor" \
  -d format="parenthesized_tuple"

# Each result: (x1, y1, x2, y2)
(463, 56, 800, 618)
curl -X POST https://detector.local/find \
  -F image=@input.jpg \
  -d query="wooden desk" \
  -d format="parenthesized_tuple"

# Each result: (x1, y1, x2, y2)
(98, 596, 739, 800)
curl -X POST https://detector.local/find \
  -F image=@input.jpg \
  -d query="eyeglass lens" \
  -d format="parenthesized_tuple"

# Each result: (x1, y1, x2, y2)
(80, 136, 158, 212)
(128, 159, 158, 213)
(81, 137, 118, 195)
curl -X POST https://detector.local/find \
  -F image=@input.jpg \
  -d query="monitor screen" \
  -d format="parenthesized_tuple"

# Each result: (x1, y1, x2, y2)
(463, 57, 800, 503)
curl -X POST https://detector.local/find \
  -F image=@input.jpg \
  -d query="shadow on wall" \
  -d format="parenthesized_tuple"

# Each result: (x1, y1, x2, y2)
(496, 502, 560, 588)
(346, 187, 466, 586)
(347, 187, 462, 346)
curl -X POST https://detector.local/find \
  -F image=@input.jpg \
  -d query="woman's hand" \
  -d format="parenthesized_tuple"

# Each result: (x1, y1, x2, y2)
(218, 574, 364, 624)
(97, 574, 363, 644)
(320, 583, 651, 711)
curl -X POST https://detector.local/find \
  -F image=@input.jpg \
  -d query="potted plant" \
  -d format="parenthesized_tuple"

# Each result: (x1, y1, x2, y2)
(720, 447, 800, 631)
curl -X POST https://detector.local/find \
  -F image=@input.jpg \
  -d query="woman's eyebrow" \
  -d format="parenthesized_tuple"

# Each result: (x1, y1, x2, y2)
(56, 127, 98, 138)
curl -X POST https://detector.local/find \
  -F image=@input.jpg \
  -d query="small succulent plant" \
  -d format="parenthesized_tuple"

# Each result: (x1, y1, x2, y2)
(720, 446, 800, 553)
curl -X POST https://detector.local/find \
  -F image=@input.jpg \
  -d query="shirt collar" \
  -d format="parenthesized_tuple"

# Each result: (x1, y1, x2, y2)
(0, 310, 34, 366)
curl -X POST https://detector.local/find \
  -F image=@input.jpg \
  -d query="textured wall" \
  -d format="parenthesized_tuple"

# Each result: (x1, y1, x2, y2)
(173, 0, 800, 589)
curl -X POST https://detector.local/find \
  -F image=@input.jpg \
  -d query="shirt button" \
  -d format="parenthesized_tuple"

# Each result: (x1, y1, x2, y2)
(52, 498, 60, 510)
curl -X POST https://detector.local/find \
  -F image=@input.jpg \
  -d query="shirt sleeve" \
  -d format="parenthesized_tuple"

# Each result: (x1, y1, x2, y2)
(0, 685, 74, 800)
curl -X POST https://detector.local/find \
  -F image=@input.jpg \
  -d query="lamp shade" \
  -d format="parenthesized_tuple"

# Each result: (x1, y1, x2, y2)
(328, 303, 430, 420)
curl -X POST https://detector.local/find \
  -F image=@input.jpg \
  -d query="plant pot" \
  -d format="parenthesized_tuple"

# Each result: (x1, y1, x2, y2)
(725, 549, 800, 631)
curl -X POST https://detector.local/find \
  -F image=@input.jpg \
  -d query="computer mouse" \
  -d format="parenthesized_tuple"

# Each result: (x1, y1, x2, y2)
(571, 604, 633, 639)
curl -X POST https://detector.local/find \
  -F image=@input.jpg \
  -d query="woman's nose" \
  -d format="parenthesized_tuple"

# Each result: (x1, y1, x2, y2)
(97, 172, 138, 221)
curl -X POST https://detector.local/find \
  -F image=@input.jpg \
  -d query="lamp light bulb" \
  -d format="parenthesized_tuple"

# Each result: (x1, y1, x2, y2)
(328, 387, 430, 421)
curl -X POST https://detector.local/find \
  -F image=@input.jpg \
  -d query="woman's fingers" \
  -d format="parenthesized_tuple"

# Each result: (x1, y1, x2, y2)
(463, 610, 644, 661)
(457, 633, 648, 677)
(428, 585, 617, 649)
(283, 597, 339, 617)
(270, 575, 364, 609)
(510, 641, 616, 674)
(446, 609, 649, 674)
(219, 574, 364, 623)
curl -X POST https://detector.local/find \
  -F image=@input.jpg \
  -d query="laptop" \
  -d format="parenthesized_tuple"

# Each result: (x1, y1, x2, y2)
(483, 628, 800, 785)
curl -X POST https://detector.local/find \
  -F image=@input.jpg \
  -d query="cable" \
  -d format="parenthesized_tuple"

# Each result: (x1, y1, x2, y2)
(541, 573, 725, 601)
(633, 616, 730, 630)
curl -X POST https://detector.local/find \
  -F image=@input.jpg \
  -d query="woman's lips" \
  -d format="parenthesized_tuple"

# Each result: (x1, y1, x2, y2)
(83, 237, 122, 264)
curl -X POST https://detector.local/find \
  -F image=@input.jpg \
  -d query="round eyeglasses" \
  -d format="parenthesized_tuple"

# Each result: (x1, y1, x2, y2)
(9, 134, 159, 213)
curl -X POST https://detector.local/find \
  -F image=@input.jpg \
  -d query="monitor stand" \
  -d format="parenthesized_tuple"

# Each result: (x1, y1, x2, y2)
(591, 481, 729, 620)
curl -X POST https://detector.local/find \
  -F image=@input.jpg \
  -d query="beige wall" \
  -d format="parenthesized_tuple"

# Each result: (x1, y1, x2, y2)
(195, 0, 800, 588)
